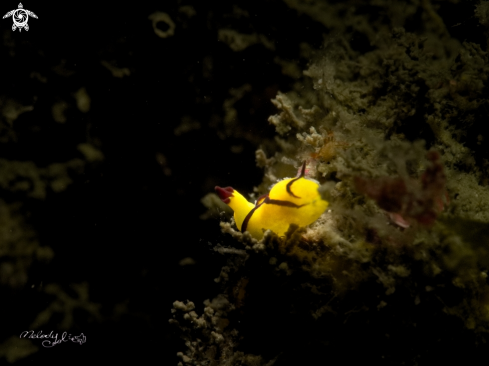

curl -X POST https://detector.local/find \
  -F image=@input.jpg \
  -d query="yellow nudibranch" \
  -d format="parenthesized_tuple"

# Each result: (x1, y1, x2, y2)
(215, 162, 329, 239)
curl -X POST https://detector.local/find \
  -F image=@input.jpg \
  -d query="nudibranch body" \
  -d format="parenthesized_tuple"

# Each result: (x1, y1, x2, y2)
(215, 163, 328, 239)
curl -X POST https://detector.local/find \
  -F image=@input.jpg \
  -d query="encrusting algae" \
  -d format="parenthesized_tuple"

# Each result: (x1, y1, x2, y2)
(172, 2, 489, 365)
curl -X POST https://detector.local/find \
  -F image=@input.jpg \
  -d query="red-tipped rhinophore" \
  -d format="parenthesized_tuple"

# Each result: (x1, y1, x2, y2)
(215, 186, 234, 204)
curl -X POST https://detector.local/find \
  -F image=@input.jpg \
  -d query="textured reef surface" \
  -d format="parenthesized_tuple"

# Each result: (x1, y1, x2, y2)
(173, 1, 489, 365)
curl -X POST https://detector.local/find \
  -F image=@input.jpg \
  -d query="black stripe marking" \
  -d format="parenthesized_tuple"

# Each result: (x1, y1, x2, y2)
(255, 193, 269, 205)
(285, 161, 306, 199)
(267, 198, 305, 208)
(241, 195, 307, 233)
(241, 199, 266, 233)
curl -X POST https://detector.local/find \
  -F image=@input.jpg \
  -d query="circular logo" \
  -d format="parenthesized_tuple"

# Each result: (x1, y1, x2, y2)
(12, 9, 28, 28)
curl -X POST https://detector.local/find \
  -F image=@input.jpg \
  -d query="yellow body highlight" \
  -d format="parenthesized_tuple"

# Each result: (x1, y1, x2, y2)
(227, 190, 255, 231)
(217, 168, 329, 239)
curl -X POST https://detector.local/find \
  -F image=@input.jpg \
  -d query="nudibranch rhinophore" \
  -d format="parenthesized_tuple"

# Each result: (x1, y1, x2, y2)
(215, 162, 329, 239)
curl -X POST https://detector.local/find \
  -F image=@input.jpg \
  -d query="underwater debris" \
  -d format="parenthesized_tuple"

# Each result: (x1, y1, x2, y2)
(0, 201, 53, 289)
(30, 282, 102, 330)
(354, 150, 447, 227)
(73, 87, 91, 113)
(100, 60, 131, 78)
(218, 29, 275, 52)
(148, 12, 176, 38)
(170, 296, 271, 366)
